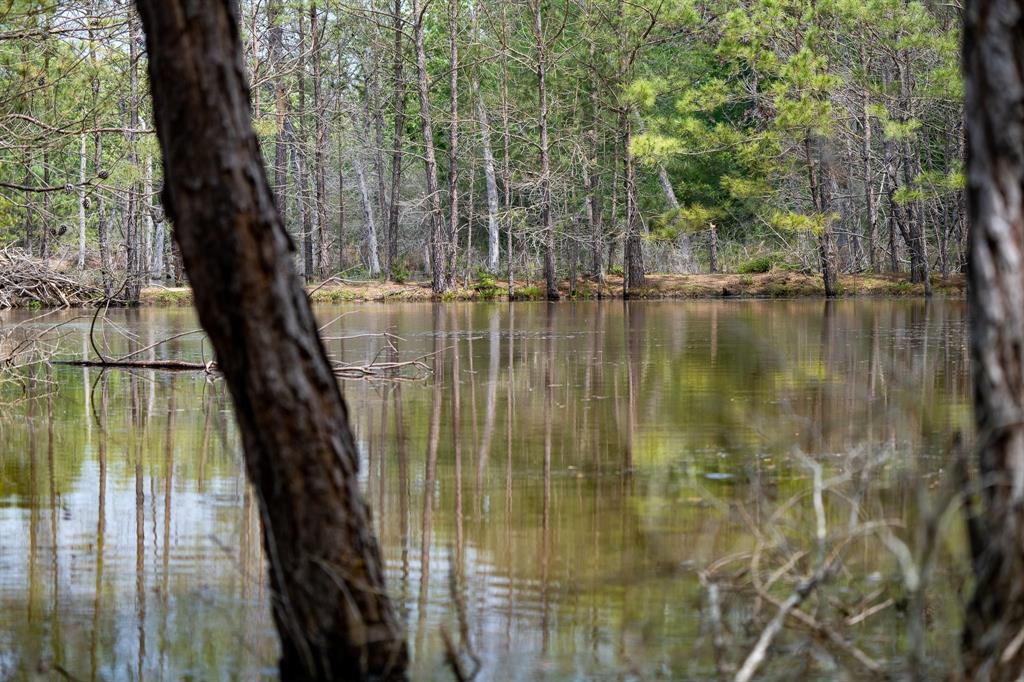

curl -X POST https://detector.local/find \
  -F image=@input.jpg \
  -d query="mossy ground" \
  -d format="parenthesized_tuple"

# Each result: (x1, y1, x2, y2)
(138, 272, 964, 307)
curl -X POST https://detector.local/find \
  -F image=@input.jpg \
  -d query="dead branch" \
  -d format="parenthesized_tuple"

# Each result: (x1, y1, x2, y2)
(0, 246, 102, 308)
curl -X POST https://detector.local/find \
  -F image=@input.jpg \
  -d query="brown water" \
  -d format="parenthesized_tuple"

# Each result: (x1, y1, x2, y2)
(0, 300, 970, 680)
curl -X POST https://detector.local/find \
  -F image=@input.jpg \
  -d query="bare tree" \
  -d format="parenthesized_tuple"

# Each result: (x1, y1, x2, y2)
(531, 0, 559, 300)
(386, 0, 406, 280)
(412, 0, 451, 292)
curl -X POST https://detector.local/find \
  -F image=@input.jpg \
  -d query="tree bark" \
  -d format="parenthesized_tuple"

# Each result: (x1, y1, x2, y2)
(311, 2, 327, 279)
(89, 0, 112, 297)
(897, 53, 931, 295)
(586, 43, 604, 280)
(860, 47, 877, 272)
(386, 0, 406, 281)
(533, 0, 559, 300)
(469, 0, 500, 275)
(124, 7, 143, 303)
(298, 8, 314, 281)
(962, 1, 1024, 678)
(622, 112, 645, 296)
(805, 136, 838, 297)
(269, 0, 289, 232)
(412, 0, 450, 293)
(78, 133, 87, 270)
(134, 2, 408, 680)
(355, 152, 382, 278)
(447, 0, 461, 285)
(709, 222, 718, 274)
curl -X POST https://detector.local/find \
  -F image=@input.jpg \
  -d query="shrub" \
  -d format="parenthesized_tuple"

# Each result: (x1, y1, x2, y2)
(609, 264, 625, 277)
(391, 261, 411, 284)
(472, 269, 501, 300)
(737, 255, 774, 274)
(513, 285, 543, 300)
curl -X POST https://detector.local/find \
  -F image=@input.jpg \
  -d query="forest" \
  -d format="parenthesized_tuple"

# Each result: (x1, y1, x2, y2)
(0, 0, 963, 301)
(8, 0, 1024, 681)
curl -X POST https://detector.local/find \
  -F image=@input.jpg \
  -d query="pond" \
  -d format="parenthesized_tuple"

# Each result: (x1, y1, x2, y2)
(0, 299, 971, 680)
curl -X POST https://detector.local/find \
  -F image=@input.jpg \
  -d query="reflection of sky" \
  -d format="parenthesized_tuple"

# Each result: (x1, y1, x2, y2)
(0, 448, 278, 681)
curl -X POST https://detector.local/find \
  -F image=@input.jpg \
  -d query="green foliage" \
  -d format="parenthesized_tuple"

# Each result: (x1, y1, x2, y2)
(609, 265, 625, 277)
(472, 269, 501, 300)
(770, 211, 833, 236)
(737, 255, 775, 274)
(391, 261, 411, 284)
(513, 285, 544, 300)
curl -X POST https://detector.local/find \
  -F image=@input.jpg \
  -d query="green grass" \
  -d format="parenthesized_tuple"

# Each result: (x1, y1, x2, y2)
(143, 289, 194, 306)
(512, 285, 543, 301)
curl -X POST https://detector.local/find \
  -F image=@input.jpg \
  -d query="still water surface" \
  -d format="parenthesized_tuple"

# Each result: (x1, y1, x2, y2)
(0, 300, 970, 680)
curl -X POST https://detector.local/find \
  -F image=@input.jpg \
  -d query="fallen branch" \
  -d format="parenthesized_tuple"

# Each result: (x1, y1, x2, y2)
(734, 561, 836, 682)
(57, 359, 214, 371)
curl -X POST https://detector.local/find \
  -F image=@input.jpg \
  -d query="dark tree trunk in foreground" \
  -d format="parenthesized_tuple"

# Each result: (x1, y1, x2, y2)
(963, 0, 1024, 679)
(134, 3, 408, 680)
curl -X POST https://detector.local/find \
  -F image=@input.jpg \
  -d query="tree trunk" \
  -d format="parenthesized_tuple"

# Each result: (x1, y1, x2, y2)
(709, 222, 718, 274)
(587, 48, 603, 280)
(622, 112, 644, 296)
(447, 0, 460, 286)
(134, 2, 408, 680)
(469, 0, 499, 275)
(311, 2, 327, 279)
(355, 152, 382, 278)
(125, 8, 143, 304)
(500, 4, 514, 297)
(860, 47, 877, 272)
(805, 136, 838, 297)
(386, 0, 406, 281)
(144, 155, 155, 282)
(897, 55, 931, 295)
(533, 0, 559, 300)
(269, 0, 288, 231)
(962, 1, 1024, 678)
(298, 8, 314, 281)
(290, 118, 307, 280)
(89, 0, 112, 297)
(412, 0, 449, 293)
(78, 133, 87, 270)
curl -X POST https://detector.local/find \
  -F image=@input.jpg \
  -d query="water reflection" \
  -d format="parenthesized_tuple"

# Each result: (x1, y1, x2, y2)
(0, 300, 970, 680)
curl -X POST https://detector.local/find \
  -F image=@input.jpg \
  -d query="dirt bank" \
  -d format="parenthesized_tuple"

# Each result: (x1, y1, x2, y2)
(138, 272, 964, 306)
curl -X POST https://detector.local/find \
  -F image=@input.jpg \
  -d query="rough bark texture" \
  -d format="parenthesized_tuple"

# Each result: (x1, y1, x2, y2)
(312, 2, 327, 279)
(962, 1, 1024, 679)
(447, 0, 461, 285)
(622, 112, 645, 296)
(269, 0, 289, 234)
(355, 151, 382, 278)
(470, 0, 499, 275)
(134, 2, 408, 680)
(586, 48, 603, 280)
(805, 136, 838, 298)
(386, 0, 406, 281)
(534, 0, 559, 300)
(412, 0, 450, 293)
(860, 47, 877, 272)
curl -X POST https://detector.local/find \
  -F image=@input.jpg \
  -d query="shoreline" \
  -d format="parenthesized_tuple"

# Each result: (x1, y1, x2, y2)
(136, 272, 965, 307)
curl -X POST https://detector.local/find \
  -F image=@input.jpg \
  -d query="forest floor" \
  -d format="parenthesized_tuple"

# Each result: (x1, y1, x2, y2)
(138, 271, 964, 306)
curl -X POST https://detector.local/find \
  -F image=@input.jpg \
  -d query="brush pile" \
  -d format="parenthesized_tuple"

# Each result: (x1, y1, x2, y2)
(0, 247, 101, 308)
